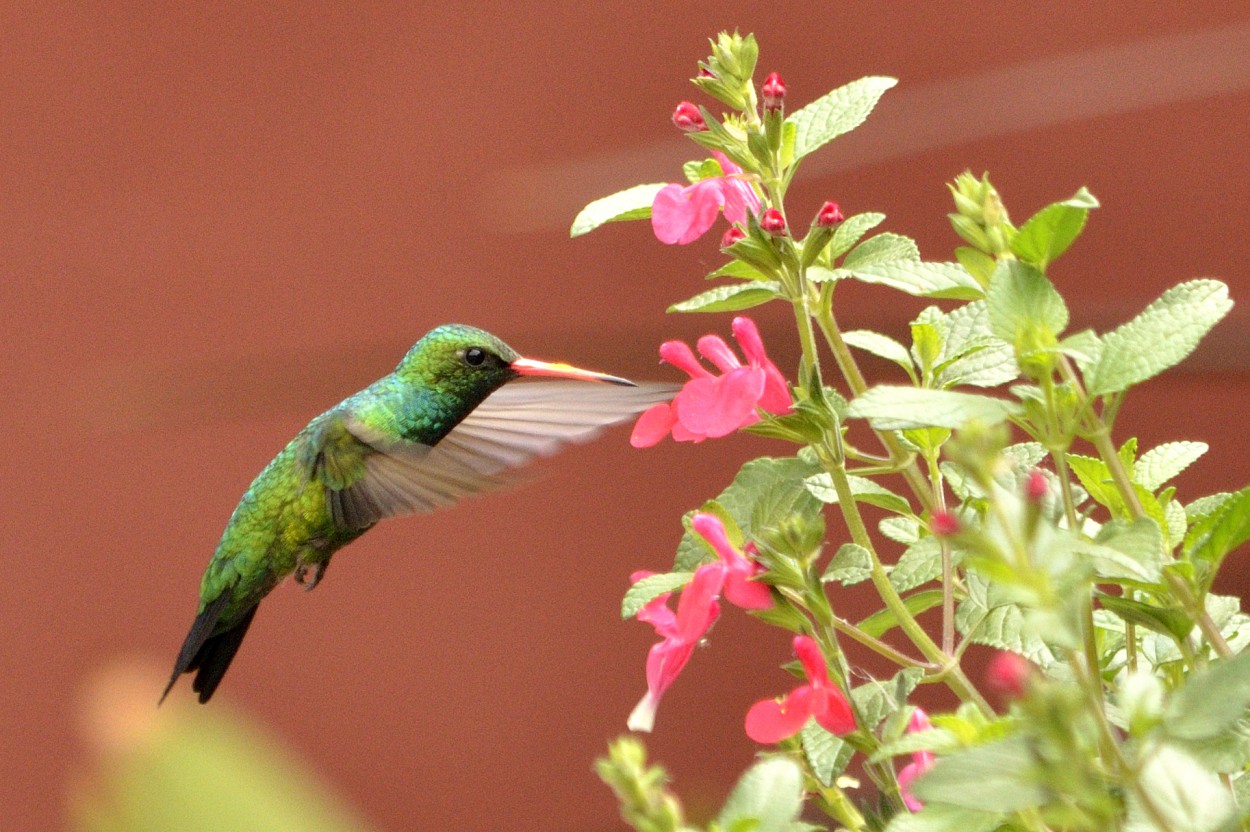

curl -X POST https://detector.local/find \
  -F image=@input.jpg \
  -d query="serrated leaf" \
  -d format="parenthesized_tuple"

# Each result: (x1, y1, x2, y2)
(911, 736, 1047, 812)
(843, 260, 984, 300)
(1165, 650, 1250, 741)
(889, 537, 944, 592)
(1086, 280, 1233, 396)
(956, 574, 1059, 664)
(800, 720, 854, 786)
(1060, 329, 1104, 374)
(805, 473, 912, 515)
(707, 259, 768, 281)
(1125, 744, 1234, 832)
(884, 805, 1003, 832)
(847, 386, 1016, 430)
(675, 456, 822, 571)
(621, 571, 693, 619)
(985, 259, 1068, 345)
(880, 516, 921, 545)
(668, 281, 781, 313)
(789, 76, 897, 161)
(852, 667, 924, 730)
(937, 341, 1019, 389)
(569, 183, 667, 237)
(842, 330, 914, 371)
(822, 543, 872, 585)
(954, 246, 996, 285)
(1096, 594, 1193, 641)
(1136, 442, 1208, 492)
(842, 232, 920, 269)
(1009, 187, 1098, 271)
(716, 757, 805, 832)
(826, 212, 886, 261)
(1183, 485, 1250, 586)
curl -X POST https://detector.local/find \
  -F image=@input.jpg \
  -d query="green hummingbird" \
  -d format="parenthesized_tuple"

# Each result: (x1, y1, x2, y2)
(163, 324, 673, 703)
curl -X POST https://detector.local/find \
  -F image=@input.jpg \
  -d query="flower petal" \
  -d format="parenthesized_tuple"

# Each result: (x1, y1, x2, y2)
(672, 368, 765, 439)
(811, 686, 857, 735)
(696, 334, 742, 373)
(897, 760, 927, 811)
(723, 571, 773, 610)
(792, 635, 832, 686)
(627, 691, 659, 733)
(744, 686, 813, 744)
(658, 340, 712, 379)
(673, 564, 724, 641)
(651, 181, 724, 245)
(630, 403, 675, 448)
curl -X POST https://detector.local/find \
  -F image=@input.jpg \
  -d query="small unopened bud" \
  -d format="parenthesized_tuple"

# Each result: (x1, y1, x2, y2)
(816, 201, 844, 227)
(985, 651, 1033, 700)
(671, 101, 706, 133)
(720, 226, 745, 248)
(761, 71, 786, 112)
(930, 511, 960, 537)
(698, 67, 717, 79)
(1025, 469, 1048, 502)
(759, 208, 787, 236)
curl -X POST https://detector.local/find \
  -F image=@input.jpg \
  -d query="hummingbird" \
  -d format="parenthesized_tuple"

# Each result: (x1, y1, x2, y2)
(163, 324, 673, 704)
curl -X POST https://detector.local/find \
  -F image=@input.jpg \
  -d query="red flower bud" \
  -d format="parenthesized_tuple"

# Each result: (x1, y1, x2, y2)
(985, 651, 1033, 700)
(816, 201, 844, 228)
(1025, 469, 1048, 502)
(672, 101, 707, 133)
(931, 510, 960, 537)
(698, 67, 717, 79)
(759, 208, 787, 236)
(720, 226, 745, 248)
(761, 72, 786, 112)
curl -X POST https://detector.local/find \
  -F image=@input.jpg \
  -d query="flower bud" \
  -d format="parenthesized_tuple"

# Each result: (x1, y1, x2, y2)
(930, 510, 960, 537)
(759, 208, 787, 236)
(1025, 469, 1048, 502)
(985, 651, 1032, 700)
(720, 226, 745, 248)
(671, 101, 707, 133)
(815, 201, 844, 227)
(761, 71, 786, 112)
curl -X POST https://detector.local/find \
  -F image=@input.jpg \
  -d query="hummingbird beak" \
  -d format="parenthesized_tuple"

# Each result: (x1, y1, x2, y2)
(510, 357, 636, 387)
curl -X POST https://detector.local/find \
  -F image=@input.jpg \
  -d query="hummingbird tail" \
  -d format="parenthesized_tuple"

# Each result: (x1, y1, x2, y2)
(161, 593, 257, 705)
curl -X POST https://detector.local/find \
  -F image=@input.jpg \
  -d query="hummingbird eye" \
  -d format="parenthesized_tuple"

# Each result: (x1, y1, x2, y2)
(463, 347, 487, 367)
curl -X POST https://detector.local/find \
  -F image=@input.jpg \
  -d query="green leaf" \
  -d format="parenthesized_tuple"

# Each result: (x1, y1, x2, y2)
(707, 259, 768, 281)
(675, 456, 822, 571)
(880, 515, 921, 545)
(789, 76, 897, 161)
(883, 804, 1003, 832)
(826, 212, 886, 261)
(822, 543, 872, 586)
(569, 183, 666, 237)
(842, 260, 984, 300)
(804, 473, 912, 515)
(667, 281, 781, 313)
(683, 158, 722, 183)
(1009, 187, 1098, 271)
(1085, 279, 1233, 396)
(847, 386, 1017, 430)
(852, 667, 925, 730)
(985, 259, 1068, 345)
(1125, 744, 1235, 832)
(889, 537, 944, 592)
(1165, 650, 1250, 741)
(911, 735, 1047, 812)
(955, 574, 1059, 664)
(1096, 593, 1193, 642)
(800, 720, 854, 786)
(842, 232, 920, 269)
(716, 757, 805, 832)
(954, 246, 996, 286)
(621, 571, 693, 619)
(842, 330, 915, 372)
(859, 589, 944, 638)
(1184, 486, 1250, 585)
(1136, 441, 1208, 492)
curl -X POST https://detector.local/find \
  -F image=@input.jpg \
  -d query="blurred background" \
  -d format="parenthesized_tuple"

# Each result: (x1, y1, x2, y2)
(5, 2, 1250, 830)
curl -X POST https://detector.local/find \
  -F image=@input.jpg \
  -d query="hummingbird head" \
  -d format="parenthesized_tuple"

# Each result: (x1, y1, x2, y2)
(395, 324, 635, 400)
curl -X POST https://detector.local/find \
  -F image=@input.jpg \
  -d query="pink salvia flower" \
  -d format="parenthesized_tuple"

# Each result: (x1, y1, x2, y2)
(896, 708, 936, 811)
(761, 71, 786, 112)
(930, 510, 960, 537)
(631, 316, 791, 447)
(985, 650, 1033, 700)
(627, 566, 725, 732)
(720, 226, 745, 248)
(651, 152, 761, 245)
(759, 208, 787, 236)
(744, 635, 856, 743)
(816, 200, 844, 227)
(1025, 469, 1049, 503)
(690, 513, 772, 610)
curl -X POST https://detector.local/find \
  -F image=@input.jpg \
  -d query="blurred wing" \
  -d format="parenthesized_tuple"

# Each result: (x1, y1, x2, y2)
(328, 382, 676, 530)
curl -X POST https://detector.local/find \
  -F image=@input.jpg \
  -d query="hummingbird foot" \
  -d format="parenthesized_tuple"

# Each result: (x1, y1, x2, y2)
(294, 559, 329, 592)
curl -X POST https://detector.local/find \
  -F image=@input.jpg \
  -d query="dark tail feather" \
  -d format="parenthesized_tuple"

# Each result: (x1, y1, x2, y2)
(161, 592, 257, 705)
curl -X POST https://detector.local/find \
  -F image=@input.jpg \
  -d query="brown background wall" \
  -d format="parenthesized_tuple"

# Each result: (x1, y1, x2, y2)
(4, 3, 1250, 830)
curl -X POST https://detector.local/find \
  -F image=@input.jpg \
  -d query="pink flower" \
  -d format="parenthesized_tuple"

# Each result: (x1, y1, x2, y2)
(930, 510, 960, 537)
(759, 208, 787, 236)
(628, 520, 773, 732)
(1025, 469, 1049, 503)
(631, 317, 791, 447)
(896, 708, 936, 811)
(691, 513, 773, 610)
(744, 635, 856, 743)
(651, 152, 761, 245)
(985, 651, 1033, 700)
(816, 201, 844, 227)
(720, 226, 745, 248)
(627, 566, 724, 732)
(761, 71, 786, 112)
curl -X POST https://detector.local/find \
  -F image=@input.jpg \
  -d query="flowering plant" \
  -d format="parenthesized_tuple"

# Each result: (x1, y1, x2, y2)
(576, 32, 1250, 832)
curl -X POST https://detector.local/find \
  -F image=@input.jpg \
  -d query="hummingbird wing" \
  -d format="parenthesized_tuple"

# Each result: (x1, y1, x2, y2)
(322, 382, 676, 530)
